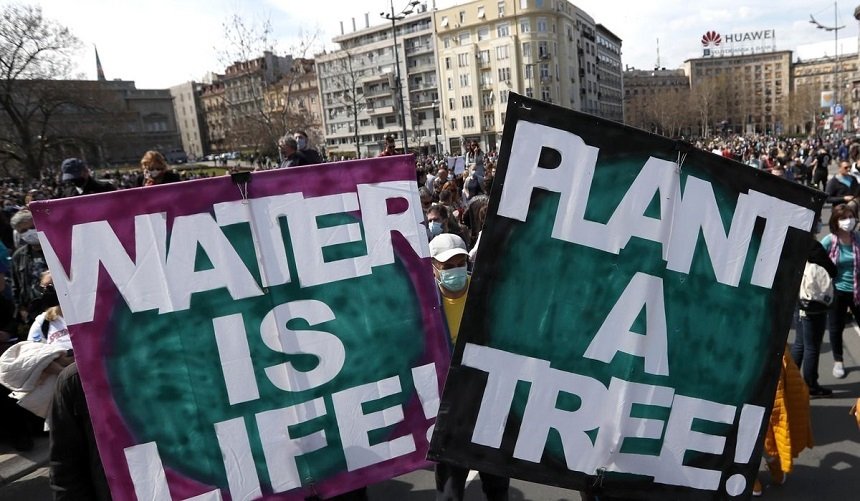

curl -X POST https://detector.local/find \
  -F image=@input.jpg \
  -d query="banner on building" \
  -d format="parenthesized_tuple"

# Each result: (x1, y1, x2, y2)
(822, 91, 835, 107)
(427, 93, 824, 500)
(31, 158, 449, 500)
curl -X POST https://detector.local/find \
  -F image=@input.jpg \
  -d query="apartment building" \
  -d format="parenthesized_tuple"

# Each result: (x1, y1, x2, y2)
(169, 81, 205, 158)
(685, 51, 792, 135)
(433, 0, 622, 153)
(317, 7, 440, 159)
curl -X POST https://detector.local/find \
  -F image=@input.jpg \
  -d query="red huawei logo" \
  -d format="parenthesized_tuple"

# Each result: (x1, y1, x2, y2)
(701, 31, 722, 47)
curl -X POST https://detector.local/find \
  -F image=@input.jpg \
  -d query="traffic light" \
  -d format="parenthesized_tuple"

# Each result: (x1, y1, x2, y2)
(821, 111, 827, 119)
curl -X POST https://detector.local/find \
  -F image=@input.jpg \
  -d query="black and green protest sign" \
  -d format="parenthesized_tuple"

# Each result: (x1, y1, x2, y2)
(427, 93, 823, 500)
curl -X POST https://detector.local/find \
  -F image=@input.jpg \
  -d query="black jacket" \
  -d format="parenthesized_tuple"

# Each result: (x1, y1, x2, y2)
(49, 363, 112, 500)
(61, 177, 116, 198)
(824, 175, 859, 205)
(809, 235, 837, 277)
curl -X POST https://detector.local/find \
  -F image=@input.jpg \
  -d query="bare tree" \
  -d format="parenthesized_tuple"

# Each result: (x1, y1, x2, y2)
(322, 49, 366, 159)
(790, 84, 821, 135)
(0, 3, 85, 178)
(215, 10, 322, 158)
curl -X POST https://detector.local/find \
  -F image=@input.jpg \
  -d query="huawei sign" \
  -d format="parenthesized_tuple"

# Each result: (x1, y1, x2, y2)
(701, 31, 722, 47)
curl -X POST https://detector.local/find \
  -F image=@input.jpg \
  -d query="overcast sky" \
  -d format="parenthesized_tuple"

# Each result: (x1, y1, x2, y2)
(35, 0, 860, 89)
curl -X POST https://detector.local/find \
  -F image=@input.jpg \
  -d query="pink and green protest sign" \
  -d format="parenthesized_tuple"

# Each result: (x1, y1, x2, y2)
(31, 157, 448, 500)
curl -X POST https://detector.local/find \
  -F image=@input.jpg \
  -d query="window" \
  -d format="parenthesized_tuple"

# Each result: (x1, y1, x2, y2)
(483, 113, 495, 128)
(447, 77, 453, 90)
(522, 42, 531, 57)
(458, 53, 470, 67)
(459, 31, 471, 44)
(462, 95, 473, 107)
(541, 87, 551, 101)
(479, 50, 490, 65)
(443, 36, 451, 48)
(496, 45, 509, 60)
(498, 1, 505, 16)
(537, 18, 547, 32)
(460, 74, 471, 87)
(449, 97, 456, 110)
(481, 92, 494, 106)
(520, 19, 530, 33)
(478, 27, 489, 41)
(481, 70, 493, 86)
(445, 57, 451, 69)
(459, 11, 466, 23)
(525, 86, 533, 98)
(538, 41, 549, 58)
(464, 116, 475, 128)
(478, 6, 485, 18)
(525, 65, 534, 79)
(500, 90, 509, 103)
(497, 22, 510, 37)
(539, 63, 550, 80)
(498, 67, 511, 81)
(520, 0, 528, 8)
(441, 16, 449, 28)
(450, 118, 458, 130)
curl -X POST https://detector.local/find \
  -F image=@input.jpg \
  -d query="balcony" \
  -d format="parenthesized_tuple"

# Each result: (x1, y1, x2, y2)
(405, 44, 433, 56)
(540, 76, 552, 84)
(367, 105, 396, 116)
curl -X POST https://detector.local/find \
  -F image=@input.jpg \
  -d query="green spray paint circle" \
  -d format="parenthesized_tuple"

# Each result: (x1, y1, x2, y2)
(107, 218, 426, 489)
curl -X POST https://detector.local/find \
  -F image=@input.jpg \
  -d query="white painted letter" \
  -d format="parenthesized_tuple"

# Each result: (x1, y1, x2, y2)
(331, 374, 416, 471)
(584, 273, 670, 376)
(261, 300, 345, 392)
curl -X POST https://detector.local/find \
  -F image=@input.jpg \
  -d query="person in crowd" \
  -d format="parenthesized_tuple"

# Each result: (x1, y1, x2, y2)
(294, 130, 323, 164)
(278, 136, 308, 168)
(426, 204, 450, 241)
(378, 136, 397, 157)
(138, 151, 181, 186)
(464, 141, 485, 178)
(751, 345, 813, 497)
(10, 209, 48, 326)
(791, 228, 838, 397)
(418, 186, 434, 214)
(59, 158, 116, 197)
(824, 161, 859, 207)
(429, 233, 510, 501)
(49, 362, 112, 500)
(812, 146, 831, 191)
(821, 204, 860, 380)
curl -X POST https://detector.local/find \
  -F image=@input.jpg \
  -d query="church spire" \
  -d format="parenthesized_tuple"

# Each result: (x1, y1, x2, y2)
(95, 45, 106, 81)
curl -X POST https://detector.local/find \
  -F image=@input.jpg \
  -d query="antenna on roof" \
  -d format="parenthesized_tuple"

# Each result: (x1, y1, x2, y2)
(655, 38, 660, 70)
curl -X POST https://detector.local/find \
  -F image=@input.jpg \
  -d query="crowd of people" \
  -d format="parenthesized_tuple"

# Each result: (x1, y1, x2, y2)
(0, 130, 855, 499)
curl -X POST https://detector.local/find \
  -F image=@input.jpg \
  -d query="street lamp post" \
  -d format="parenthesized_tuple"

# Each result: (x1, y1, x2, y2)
(382, 0, 420, 154)
(810, 3, 845, 118)
(432, 100, 440, 154)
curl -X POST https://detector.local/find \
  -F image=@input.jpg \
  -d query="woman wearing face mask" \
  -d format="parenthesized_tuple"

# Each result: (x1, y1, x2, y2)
(821, 205, 860, 379)
(138, 150, 181, 187)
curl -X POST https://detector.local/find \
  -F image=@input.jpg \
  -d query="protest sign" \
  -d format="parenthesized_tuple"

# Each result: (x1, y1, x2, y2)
(427, 93, 824, 500)
(31, 157, 449, 500)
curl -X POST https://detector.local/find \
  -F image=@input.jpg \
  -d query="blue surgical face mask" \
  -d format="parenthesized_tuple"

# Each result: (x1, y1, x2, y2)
(437, 266, 468, 292)
(429, 221, 443, 235)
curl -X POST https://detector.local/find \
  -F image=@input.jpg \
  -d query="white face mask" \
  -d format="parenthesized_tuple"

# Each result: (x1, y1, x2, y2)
(20, 229, 39, 245)
(838, 218, 856, 232)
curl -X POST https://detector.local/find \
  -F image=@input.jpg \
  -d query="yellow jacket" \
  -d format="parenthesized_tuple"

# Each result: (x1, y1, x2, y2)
(764, 345, 814, 473)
